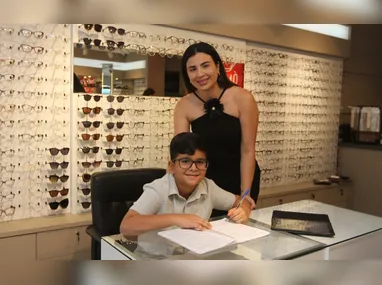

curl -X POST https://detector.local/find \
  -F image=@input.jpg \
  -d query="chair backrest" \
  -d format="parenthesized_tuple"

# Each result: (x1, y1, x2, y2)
(90, 168, 166, 237)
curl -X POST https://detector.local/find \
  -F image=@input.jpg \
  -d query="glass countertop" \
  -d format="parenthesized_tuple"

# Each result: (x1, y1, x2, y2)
(104, 217, 325, 260)
(250, 200, 382, 247)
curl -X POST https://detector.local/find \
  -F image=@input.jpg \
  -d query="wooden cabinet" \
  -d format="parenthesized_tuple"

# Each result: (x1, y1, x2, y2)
(257, 182, 353, 210)
(0, 213, 92, 264)
(0, 234, 36, 265)
(0, 234, 37, 284)
(37, 225, 91, 260)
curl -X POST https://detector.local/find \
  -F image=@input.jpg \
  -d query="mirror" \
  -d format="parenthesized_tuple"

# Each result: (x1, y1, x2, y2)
(73, 44, 186, 97)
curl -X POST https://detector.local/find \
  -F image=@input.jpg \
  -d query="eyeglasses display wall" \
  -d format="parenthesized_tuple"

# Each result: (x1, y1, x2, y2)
(1, 23, 343, 222)
(0, 24, 71, 222)
(245, 44, 343, 187)
(74, 93, 180, 212)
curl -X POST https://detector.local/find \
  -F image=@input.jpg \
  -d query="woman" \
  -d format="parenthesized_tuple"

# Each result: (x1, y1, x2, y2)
(173, 42, 261, 216)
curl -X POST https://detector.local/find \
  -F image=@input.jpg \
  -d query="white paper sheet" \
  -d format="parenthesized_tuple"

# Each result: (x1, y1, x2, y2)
(210, 218, 270, 243)
(158, 219, 269, 255)
(158, 228, 236, 255)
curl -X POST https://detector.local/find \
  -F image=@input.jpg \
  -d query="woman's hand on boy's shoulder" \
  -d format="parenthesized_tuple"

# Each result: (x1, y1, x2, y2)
(172, 214, 212, 231)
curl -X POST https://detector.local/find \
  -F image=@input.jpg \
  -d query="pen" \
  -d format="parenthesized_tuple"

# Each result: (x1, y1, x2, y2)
(226, 189, 250, 221)
(235, 188, 250, 210)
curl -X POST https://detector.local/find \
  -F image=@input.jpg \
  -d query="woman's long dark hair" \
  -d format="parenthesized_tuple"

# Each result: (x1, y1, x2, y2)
(181, 42, 236, 93)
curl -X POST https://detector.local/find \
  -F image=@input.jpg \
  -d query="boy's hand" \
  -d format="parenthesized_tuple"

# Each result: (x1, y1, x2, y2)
(173, 214, 212, 231)
(227, 207, 250, 224)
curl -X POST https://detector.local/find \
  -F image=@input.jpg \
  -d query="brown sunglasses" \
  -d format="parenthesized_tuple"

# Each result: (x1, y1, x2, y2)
(48, 174, 69, 183)
(80, 146, 100, 154)
(48, 147, 70, 156)
(83, 94, 101, 102)
(107, 95, 125, 103)
(106, 134, 124, 142)
(48, 188, 69, 198)
(80, 121, 101, 128)
(79, 201, 91, 209)
(79, 187, 91, 195)
(79, 160, 102, 168)
(107, 108, 124, 116)
(48, 161, 69, 170)
(80, 107, 102, 115)
(106, 122, 124, 129)
(106, 160, 123, 168)
(82, 173, 92, 183)
(81, 133, 101, 141)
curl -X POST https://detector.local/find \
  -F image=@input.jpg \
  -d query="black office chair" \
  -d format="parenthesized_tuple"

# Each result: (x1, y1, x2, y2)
(86, 168, 167, 260)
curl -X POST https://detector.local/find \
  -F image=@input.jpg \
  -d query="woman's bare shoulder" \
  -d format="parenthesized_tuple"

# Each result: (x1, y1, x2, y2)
(175, 93, 195, 108)
(230, 86, 255, 101)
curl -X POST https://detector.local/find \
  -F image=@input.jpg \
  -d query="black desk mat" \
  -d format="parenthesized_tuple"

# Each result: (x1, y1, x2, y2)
(271, 210, 335, 237)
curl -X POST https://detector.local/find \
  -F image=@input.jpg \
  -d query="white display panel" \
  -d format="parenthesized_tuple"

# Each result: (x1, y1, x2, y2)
(245, 43, 343, 187)
(0, 24, 71, 221)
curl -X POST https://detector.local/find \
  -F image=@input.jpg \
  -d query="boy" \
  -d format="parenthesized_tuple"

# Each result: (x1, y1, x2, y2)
(120, 132, 251, 236)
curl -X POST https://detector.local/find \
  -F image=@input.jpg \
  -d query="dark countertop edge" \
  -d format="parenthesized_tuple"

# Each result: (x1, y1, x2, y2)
(339, 142, 382, 151)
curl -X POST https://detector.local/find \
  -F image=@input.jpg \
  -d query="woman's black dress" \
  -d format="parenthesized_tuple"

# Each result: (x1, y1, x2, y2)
(190, 89, 261, 217)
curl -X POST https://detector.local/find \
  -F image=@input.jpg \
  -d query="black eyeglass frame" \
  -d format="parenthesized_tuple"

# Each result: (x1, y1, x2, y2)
(171, 158, 209, 170)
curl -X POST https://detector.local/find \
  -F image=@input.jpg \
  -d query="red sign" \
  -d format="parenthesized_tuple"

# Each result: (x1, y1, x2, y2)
(223, 62, 244, 87)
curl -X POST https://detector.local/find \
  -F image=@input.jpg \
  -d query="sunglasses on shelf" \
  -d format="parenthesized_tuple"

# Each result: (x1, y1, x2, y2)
(80, 107, 102, 115)
(48, 198, 69, 210)
(105, 134, 124, 142)
(107, 108, 125, 116)
(48, 161, 69, 170)
(79, 146, 100, 154)
(83, 94, 101, 102)
(79, 187, 91, 196)
(81, 133, 101, 141)
(103, 26, 126, 35)
(105, 160, 123, 168)
(48, 147, 70, 156)
(81, 24, 102, 32)
(48, 188, 69, 198)
(80, 38, 102, 46)
(104, 147, 123, 155)
(80, 121, 102, 128)
(106, 95, 126, 103)
(106, 122, 124, 129)
(81, 173, 92, 183)
(79, 160, 102, 168)
(79, 201, 91, 209)
(48, 174, 69, 183)
(106, 40, 125, 49)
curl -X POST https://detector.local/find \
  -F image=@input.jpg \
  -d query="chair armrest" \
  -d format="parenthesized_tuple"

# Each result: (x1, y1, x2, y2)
(86, 225, 102, 242)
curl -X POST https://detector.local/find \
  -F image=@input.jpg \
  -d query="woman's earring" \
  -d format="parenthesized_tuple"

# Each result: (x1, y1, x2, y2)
(217, 73, 223, 84)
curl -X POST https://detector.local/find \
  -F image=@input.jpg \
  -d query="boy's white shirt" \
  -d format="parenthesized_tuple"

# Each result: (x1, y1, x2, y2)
(130, 173, 236, 220)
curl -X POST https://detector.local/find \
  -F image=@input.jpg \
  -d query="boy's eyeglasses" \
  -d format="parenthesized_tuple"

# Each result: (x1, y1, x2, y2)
(172, 158, 208, 170)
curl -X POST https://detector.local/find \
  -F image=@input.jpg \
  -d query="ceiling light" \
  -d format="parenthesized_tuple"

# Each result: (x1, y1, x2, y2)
(282, 24, 351, 40)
